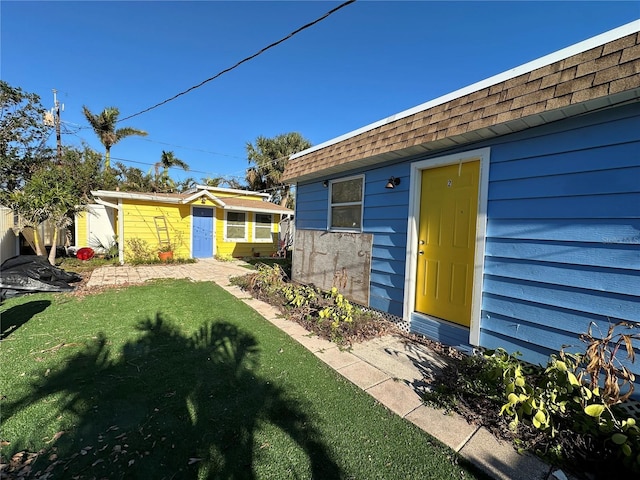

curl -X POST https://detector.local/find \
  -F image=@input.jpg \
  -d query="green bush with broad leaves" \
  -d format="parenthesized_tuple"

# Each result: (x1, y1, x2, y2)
(231, 264, 388, 345)
(489, 322, 640, 473)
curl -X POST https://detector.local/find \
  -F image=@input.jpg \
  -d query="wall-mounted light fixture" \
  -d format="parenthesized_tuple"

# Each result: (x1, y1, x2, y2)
(323, 180, 329, 188)
(385, 176, 401, 189)
(201, 197, 206, 204)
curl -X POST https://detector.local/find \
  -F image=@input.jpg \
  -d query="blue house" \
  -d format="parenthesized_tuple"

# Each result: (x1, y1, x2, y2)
(282, 22, 640, 373)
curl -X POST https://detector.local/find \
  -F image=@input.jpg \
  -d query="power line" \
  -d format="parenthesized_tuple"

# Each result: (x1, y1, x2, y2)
(140, 137, 245, 160)
(119, 0, 356, 122)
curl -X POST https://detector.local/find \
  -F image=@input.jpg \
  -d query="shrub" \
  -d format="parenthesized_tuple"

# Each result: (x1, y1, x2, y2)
(426, 322, 640, 477)
(125, 238, 156, 264)
(231, 264, 392, 346)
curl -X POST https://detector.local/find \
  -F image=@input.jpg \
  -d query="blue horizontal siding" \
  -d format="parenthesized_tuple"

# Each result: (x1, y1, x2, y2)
(484, 257, 640, 297)
(479, 330, 553, 367)
(369, 295, 403, 317)
(370, 258, 405, 275)
(370, 271, 405, 290)
(364, 205, 410, 220)
(481, 107, 640, 378)
(296, 216, 326, 230)
(295, 181, 328, 230)
(483, 275, 639, 323)
(490, 141, 639, 181)
(411, 314, 472, 351)
(481, 312, 582, 352)
(489, 166, 640, 200)
(488, 193, 640, 219)
(370, 283, 404, 304)
(366, 193, 410, 208)
(362, 218, 408, 234)
(490, 107, 640, 164)
(487, 218, 640, 244)
(372, 245, 406, 261)
(480, 328, 640, 381)
(485, 238, 640, 270)
(372, 233, 406, 248)
(482, 293, 617, 335)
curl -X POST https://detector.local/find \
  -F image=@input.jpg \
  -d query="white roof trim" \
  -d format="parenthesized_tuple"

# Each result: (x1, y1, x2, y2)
(224, 205, 290, 214)
(181, 190, 226, 206)
(93, 198, 120, 210)
(187, 184, 270, 199)
(91, 189, 291, 214)
(91, 190, 183, 203)
(291, 20, 640, 160)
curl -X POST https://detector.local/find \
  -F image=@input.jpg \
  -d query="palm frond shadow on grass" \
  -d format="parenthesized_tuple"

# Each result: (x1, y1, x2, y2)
(0, 300, 50, 339)
(6, 314, 342, 479)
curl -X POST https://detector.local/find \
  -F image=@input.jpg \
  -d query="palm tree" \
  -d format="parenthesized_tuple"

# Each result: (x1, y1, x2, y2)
(245, 132, 311, 207)
(82, 106, 147, 169)
(153, 150, 189, 192)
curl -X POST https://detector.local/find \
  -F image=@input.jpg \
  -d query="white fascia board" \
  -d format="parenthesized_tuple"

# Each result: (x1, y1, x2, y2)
(182, 190, 226, 206)
(93, 198, 120, 210)
(91, 190, 182, 204)
(224, 205, 290, 215)
(291, 20, 640, 160)
(194, 184, 270, 199)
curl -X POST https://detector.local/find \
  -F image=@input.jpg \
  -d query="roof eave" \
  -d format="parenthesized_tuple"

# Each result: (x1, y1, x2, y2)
(224, 205, 292, 214)
(181, 190, 226, 206)
(290, 20, 640, 163)
(287, 90, 640, 184)
(91, 190, 183, 204)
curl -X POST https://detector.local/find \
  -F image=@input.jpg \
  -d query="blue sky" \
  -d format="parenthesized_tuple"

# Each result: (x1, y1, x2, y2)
(2, 1, 639, 185)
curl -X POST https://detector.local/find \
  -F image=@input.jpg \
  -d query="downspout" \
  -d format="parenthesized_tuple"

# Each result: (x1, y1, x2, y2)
(117, 199, 124, 265)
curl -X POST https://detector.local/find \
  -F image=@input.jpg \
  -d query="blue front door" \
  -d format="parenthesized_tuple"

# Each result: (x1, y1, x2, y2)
(192, 207, 214, 258)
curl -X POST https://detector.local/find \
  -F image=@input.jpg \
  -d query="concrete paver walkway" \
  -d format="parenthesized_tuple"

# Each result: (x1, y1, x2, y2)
(85, 258, 559, 480)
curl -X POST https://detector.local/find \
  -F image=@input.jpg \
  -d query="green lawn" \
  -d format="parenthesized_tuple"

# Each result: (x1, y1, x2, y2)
(0, 279, 488, 479)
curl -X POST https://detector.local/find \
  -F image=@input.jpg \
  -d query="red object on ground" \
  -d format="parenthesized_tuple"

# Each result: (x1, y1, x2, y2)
(76, 247, 95, 261)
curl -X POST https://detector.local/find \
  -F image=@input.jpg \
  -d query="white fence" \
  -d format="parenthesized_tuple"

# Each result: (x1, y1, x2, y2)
(0, 207, 19, 263)
(0, 207, 68, 263)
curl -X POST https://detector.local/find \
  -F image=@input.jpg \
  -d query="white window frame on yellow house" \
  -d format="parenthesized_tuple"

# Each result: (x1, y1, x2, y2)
(224, 211, 248, 242)
(253, 213, 273, 243)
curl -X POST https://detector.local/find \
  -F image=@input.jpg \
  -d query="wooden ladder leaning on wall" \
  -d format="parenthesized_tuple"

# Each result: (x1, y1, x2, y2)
(153, 216, 171, 249)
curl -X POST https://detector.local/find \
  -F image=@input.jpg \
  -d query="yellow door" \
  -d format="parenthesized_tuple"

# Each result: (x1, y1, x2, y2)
(415, 161, 479, 327)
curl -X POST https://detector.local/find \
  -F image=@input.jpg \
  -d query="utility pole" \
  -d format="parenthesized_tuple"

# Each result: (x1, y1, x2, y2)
(52, 89, 63, 164)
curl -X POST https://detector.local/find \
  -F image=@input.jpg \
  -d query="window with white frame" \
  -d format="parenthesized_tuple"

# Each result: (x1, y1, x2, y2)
(253, 213, 272, 242)
(225, 212, 247, 241)
(329, 175, 364, 231)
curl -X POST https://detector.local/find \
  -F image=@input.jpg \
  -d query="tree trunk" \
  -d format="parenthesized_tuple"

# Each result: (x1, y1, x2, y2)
(48, 228, 58, 265)
(280, 185, 290, 207)
(32, 228, 45, 256)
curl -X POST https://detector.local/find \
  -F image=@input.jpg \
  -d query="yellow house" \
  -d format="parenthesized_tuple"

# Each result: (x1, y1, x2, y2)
(76, 186, 292, 263)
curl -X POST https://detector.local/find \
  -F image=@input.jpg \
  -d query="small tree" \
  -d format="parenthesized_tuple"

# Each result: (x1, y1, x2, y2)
(0, 81, 54, 192)
(19, 166, 83, 264)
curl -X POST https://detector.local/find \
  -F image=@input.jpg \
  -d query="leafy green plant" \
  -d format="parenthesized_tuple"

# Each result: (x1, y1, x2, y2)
(319, 287, 355, 331)
(282, 283, 317, 308)
(231, 266, 392, 346)
(89, 235, 119, 259)
(215, 252, 234, 262)
(486, 322, 640, 473)
(125, 237, 155, 264)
